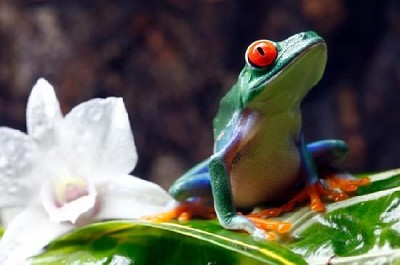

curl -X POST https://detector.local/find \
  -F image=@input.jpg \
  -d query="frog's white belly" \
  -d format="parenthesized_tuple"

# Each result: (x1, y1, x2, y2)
(229, 116, 301, 208)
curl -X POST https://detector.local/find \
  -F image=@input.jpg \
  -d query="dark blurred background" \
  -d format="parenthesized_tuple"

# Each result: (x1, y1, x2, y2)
(0, 0, 399, 188)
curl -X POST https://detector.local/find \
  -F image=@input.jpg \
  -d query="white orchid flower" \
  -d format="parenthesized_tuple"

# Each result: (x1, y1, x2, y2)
(0, 78, 174, 264)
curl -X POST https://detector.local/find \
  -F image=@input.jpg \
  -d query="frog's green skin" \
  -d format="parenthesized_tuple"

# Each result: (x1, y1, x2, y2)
(169, 31, 348, 238)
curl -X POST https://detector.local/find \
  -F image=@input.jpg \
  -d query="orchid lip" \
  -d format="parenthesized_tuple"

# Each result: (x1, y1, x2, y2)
(53, 177, 90, 207)
(41, 177, 98, 224)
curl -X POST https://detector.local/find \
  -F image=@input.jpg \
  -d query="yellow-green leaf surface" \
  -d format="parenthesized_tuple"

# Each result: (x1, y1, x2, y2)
(31, 169, 400, 265)
(32, 220, 306, 265)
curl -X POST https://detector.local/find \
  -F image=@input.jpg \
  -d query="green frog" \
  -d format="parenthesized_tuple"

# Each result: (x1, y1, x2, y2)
(159, 31, 369, 239)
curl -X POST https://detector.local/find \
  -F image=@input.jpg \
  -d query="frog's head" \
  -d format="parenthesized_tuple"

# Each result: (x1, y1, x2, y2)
(238, 31, 327, 113)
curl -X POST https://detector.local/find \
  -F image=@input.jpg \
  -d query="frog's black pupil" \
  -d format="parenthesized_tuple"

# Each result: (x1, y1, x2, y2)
(257, 47, 265, 56)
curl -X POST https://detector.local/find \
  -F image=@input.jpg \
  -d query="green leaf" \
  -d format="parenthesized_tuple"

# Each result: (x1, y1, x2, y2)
(32, 220, 306, 265)
(357, 172, 400, 195)
(0, 227, 3, 239)
(30, 169, 400, 265)
(285, 169, 400, 264)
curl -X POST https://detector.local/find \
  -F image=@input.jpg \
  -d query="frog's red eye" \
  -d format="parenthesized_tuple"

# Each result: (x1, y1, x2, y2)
(247, 40, 278, 67)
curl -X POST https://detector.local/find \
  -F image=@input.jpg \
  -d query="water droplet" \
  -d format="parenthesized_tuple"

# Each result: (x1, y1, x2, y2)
(18, 159, 29, 171)
(0, 156, 8, 168)
(89, 107, 103, 122)
(5, 140, 15, 153)
(73, 107, 85, 118)
(4, 167, 15, 176)
(8, 185, 17, 194)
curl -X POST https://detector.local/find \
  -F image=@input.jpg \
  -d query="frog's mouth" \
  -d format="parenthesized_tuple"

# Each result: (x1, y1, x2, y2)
(244, 32, 327, 112)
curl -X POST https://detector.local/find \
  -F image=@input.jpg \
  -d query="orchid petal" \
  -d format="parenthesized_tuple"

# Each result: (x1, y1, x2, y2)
(61, 97, 137, 176)
(26, 78, 63, 147)
(95, 174, 174, 219)
(0, 128, 38, 208)
(0, 205, 73, 265)
(0, 207, 24, 227)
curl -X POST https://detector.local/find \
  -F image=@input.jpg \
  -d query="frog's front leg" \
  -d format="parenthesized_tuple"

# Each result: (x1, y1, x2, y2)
(209, 143, 290, 240)
(208, 153, 264, 239)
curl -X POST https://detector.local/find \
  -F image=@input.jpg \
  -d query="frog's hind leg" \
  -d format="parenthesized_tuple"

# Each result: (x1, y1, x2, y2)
(308, 140, 370, 195)
(307, 139, 348, 166)
(145, 167, 215, 223)
(169, 171, 213, 202)
(301, 139, 369, 210)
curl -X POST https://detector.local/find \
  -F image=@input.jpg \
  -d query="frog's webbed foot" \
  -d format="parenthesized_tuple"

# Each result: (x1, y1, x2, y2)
(247, 186, 313, 218)
(246, 216, 291, 240)
(144, 201, 289, 240)
(324, 173, 370, 193)
(143, 199, 216, 222)
(219, 214, 291, 240)
(309, 173, 370, 210)
(248, 174, 370, 218)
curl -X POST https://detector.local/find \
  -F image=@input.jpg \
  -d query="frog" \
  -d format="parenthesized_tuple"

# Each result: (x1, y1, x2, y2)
(156, 31, 369, 239)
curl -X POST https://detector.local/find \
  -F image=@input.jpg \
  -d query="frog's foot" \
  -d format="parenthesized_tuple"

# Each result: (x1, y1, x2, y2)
(248, 182, 329, 218)
(143, 200, 215, 223)
(247, 186, 314, 218)
(325, 174, 370, 193)
(310, 175, 370, 210)
(246, 216, 291, 240)
(248, 175, 370, 218)
(218, 213, 290, 240)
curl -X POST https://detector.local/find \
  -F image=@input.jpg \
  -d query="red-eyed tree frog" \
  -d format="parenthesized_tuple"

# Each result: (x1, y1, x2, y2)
(157, 31, 369, 239)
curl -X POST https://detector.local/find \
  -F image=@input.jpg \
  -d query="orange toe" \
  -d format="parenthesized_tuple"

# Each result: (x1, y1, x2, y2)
(248, 189, 309, 218)
(306, 182, 325, 211)
(326, 176, 370, 192)
(247, 217, 291, 234)
(248, 175, 370, 219)
(247, 207, 283, 218)
(143, 201, 216, 223)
